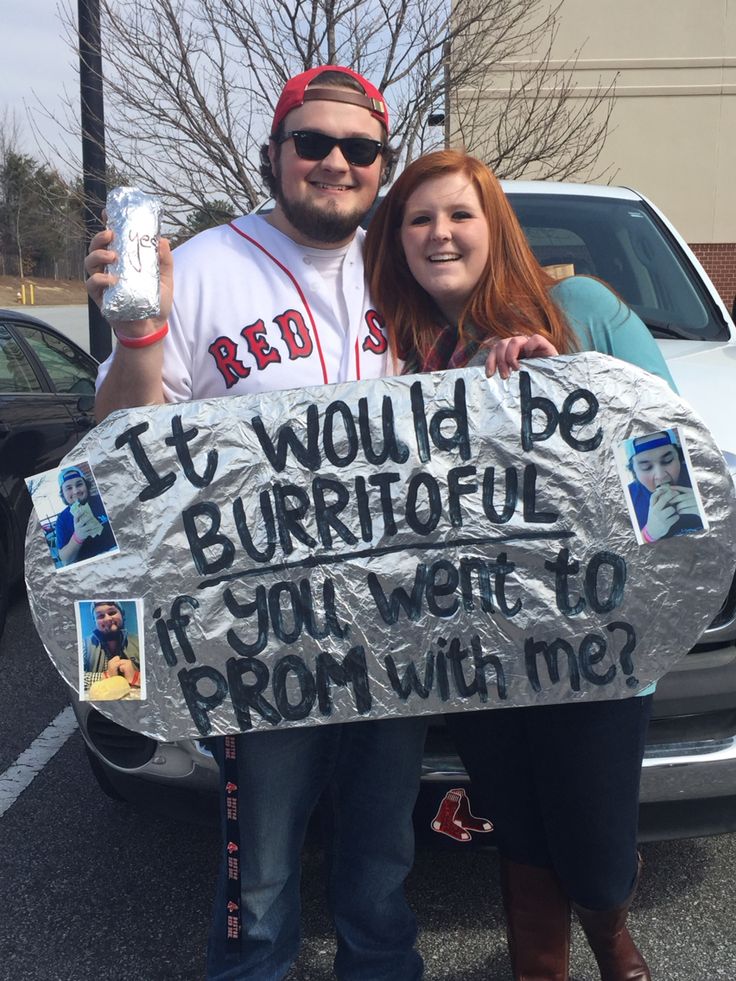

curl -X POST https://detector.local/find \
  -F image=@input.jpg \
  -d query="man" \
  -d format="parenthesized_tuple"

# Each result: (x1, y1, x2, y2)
(56, 466, 116, 566)
(85, 66, 426, 981)
(626, 430, 703, 541)
(84, 600, 140, 681)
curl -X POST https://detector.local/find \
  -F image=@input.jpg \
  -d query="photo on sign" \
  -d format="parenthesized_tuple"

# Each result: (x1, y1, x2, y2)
(615, 428, 708, 545)
(25, 461, 119, 570)
(74, 598, 146, 701)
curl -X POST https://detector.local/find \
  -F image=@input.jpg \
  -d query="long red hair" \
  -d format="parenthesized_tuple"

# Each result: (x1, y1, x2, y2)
(364, 150, 578, 364)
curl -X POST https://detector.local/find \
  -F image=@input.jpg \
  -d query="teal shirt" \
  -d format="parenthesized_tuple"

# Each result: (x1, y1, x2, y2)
(550, 276, 676, 392)
(552, 276, 672, 697)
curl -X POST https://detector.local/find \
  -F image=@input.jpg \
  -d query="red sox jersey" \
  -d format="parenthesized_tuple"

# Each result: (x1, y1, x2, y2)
(96, 214, 390, 403)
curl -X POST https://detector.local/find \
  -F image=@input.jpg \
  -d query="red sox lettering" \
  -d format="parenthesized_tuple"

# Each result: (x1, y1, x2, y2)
(208, 308, 387, 389)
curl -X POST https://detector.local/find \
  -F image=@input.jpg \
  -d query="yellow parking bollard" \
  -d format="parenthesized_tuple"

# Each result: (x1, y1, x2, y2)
(20, 284, 26, 305)
(29, 283, 35, 305)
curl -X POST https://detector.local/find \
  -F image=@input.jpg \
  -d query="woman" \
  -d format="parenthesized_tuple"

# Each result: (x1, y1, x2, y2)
(364, 150, 670, 981)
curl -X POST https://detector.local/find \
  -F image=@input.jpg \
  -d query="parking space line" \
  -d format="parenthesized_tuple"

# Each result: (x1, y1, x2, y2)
(0, 706, 78, 817)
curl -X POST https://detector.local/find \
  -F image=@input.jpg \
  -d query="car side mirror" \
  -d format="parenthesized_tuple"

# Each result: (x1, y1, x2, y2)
(72, 377, 96, 413)
(70, 376, 96, 396)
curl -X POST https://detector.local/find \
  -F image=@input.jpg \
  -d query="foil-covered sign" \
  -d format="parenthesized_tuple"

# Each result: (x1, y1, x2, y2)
(101, 186, 161, 321)
(25, 354, 736, 741)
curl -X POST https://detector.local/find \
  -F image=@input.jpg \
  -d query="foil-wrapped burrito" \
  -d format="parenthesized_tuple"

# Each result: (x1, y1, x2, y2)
(101, 186, 162, 321)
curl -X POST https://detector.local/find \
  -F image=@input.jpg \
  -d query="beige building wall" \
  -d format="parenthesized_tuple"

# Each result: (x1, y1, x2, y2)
(464, 0, 736, 302)
(466, 0, 736, 242)
(541, 0, 736, 244)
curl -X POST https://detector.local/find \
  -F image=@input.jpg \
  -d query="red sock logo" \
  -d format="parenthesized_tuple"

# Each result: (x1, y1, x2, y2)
(455, 788, 493, 832)
(432, 789, 471, 841)
(431, 788, 493, 842)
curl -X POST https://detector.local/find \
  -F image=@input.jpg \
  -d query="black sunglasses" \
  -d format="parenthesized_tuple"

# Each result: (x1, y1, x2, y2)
(277, 130, 385, 167)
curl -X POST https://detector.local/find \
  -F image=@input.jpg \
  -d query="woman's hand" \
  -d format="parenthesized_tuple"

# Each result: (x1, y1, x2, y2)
(84, 227, 174, 337)
(483, 334, 559, 380)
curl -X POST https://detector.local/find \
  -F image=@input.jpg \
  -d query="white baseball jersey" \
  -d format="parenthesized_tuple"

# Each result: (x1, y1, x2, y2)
(97, 214, 390, 403)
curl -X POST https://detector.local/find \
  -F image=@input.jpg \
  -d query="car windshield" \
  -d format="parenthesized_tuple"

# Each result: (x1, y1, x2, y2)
(506, 193, 729, 342)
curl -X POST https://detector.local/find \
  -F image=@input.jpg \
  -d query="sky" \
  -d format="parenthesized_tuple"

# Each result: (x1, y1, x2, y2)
(4, 2, 82, 171)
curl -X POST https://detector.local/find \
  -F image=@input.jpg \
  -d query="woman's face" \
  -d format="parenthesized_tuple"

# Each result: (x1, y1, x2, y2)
(400, 172, 490, 323)
(631, 435, 682, 492)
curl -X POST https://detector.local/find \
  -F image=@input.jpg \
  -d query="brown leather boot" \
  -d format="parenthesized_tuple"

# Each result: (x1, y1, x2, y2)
(500, 858, 570, 980)
(572, 863, 651, 981)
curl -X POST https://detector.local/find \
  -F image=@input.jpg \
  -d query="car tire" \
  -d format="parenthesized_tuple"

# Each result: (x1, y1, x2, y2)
(0, 535, 9, 643)
(84, 744, 127, 802)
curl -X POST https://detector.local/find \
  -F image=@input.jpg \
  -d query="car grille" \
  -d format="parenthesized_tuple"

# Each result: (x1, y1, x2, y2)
(645, 708, 736, 758)
(86, 708, 158, 768)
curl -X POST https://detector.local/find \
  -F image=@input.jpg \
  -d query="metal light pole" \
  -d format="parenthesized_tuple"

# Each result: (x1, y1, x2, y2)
(442, 38, 451, 150)
(78, 0, 112, 360)
(428, 39, 452, 149)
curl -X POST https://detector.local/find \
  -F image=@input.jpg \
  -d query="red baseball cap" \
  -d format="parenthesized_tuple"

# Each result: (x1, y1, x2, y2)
(271, 66, 389, 136)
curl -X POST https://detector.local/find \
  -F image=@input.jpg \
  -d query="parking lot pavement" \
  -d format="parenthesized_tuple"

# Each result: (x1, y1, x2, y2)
(287, 835, 736, 980)
(2, 590, 736, 980)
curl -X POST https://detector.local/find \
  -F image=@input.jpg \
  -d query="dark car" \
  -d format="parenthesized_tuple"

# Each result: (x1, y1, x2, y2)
(0, 309, 98, 636)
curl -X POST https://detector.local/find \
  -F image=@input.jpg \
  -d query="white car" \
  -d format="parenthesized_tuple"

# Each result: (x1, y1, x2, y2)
(72, 181, 736, 842)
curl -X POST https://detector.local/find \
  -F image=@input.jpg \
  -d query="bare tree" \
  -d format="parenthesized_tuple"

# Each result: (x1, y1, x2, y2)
(0, 110, 23, 276)
(0, 109, 92, 279)
(56, 0, 615, 219)
(449, 6, 616, 181)
(0, 109, 22, 167)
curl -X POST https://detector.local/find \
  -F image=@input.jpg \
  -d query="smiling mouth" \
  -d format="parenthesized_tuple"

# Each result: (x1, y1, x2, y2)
(310, 182, 353, 191)
(428, 254, 461, 262)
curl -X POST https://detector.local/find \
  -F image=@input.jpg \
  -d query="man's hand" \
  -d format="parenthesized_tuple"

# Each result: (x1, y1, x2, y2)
(106, 657, 138, 683)
(483, 334, 559, 380)
(84, 227, 174, 336)
(72, 505, 99, 542)
(643, 485, 683, 540)
(670, 486, 700, 518)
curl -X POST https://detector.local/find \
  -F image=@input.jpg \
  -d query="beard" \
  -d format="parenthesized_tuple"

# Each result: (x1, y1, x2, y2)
(273, 166, 368, 244)
(98, 619, 121, 638)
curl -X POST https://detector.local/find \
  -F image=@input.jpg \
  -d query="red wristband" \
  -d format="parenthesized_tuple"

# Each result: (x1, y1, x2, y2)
(641, 525, 654, 543)
(114, 321, 169, 349)
(72, 531, 84, 544)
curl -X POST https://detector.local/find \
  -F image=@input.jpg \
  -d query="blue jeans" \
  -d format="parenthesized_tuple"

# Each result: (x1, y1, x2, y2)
(206, 717, 427, 980)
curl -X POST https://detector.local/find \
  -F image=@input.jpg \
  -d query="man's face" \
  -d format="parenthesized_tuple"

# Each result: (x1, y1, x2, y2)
(94, 604, 123, 636)
(631, 436, 682, 493)
(267, 98, 385, 247)
(61, 477, 88, 505)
